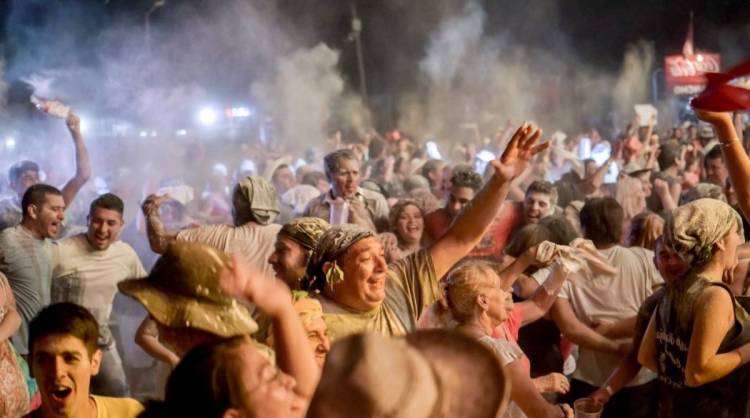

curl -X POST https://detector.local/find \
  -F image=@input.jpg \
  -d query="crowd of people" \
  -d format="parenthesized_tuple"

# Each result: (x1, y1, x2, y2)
(2, 101, 750, 418)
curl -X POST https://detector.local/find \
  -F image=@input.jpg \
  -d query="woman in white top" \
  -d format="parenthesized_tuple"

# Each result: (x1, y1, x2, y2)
(445, 260, 573, 418)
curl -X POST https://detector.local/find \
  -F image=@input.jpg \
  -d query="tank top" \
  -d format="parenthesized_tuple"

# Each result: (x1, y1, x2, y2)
(655, 275, 750, 418)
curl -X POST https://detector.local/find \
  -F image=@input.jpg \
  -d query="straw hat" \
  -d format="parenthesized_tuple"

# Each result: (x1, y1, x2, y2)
(308, 330, 509, 418)
(117, 241, 257, 337)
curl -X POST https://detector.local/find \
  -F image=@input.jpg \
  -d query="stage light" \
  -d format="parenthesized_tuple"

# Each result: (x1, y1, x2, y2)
(139, 131, 148, 138)
(5, 137, 16, 150)
(696, 54, 704, 62)
(198, 107, 218, 126)
(176, 129, 188, 136)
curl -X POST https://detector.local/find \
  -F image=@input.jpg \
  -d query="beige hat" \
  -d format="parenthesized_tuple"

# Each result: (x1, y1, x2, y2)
(118, 241, 257, 337)
(308, 330, 509, 418)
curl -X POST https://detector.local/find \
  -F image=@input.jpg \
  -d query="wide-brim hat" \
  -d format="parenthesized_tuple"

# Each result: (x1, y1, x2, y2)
(622, 162, 651, 177)
(308, 329, 509, 418)
(118, 241, 257, 337)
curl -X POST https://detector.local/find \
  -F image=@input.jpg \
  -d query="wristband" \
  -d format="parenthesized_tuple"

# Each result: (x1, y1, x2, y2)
(721, 139, 741, 149)
(604, 384, 614, 396)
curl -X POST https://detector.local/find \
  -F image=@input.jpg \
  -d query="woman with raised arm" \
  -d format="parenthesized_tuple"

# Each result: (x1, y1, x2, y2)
(638, 198, 750, 417)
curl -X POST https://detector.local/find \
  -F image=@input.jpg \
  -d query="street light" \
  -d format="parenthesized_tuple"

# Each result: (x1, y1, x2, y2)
(198, 107, 218, 126)
(145, 0, 166, 55)
(347, 3, 367, 99)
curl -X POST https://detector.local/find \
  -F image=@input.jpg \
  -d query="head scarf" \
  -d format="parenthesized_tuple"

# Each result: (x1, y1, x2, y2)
(279, 217, 331, 251)
(305, 224, 374, 291)
(232, 176, 279, 226)
(291, 291, 325, 327)
(664, 198, 743, 267)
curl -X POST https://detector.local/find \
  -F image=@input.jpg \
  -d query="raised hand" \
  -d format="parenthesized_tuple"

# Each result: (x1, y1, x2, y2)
(693, 109, 733, 127)
(141, 193, 171, 216)
(220, 253, 291, 317)
(66, 112, 82, 139)
(490, 122, 548, 183)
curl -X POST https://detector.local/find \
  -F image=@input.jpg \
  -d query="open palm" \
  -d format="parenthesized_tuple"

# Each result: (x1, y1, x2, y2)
(490, 122, 548, 182)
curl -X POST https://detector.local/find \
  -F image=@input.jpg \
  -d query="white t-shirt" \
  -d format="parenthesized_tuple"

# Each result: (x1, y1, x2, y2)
(52, 234, 147, 345)
(479, 335, 525, 418)
(176, 223, 281, 279)
(557, 245, 662, 387)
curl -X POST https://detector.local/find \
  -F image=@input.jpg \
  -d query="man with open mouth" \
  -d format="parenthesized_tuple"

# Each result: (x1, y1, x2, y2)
(0, 184, 66, 358)
(27, 302, 143, 418)
(51, 193, 147, 397)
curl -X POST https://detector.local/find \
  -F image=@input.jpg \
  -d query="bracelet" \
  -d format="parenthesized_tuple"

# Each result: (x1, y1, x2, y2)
(604, 384, 614, 396)
(720, 139, 741, 149)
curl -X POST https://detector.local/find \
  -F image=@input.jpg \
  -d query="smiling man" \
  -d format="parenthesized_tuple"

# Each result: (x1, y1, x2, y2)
(0, 184, 65, 356)
(302, 122, 549, 340)
(51, 193, 146, 396)
(27, 303, 143, 418)
(303, 149, 390, 232)
(269, 217, 330, 289)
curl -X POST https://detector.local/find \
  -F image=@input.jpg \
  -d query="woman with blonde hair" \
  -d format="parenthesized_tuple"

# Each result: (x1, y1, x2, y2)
(446, 260, 573, 418)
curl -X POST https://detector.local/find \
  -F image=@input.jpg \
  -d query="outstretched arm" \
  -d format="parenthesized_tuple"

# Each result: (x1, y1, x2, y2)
(60, 112, 92, 206)
(694, 110, 750, 219)
(430, 122, 548, 278)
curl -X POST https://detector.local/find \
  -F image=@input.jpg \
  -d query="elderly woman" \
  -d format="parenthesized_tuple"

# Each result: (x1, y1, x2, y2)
(638, 199, 750, 417)
(446, 260, 573, 418)
(380, 200, 424, 263)
(302, 122, 549, 341)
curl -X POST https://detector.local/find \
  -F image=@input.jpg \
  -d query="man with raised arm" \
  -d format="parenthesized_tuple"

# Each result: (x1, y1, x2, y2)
(301, 122, 549, 340)
(0, 113, 91, 233)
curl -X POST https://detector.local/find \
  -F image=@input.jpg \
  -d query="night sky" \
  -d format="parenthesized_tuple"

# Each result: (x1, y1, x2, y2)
(1, 0, 750, 108)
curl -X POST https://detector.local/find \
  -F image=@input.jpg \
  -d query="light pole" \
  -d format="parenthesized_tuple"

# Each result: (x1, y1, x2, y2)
(145, 0, 166, 55)
(349, 3, 367, 99)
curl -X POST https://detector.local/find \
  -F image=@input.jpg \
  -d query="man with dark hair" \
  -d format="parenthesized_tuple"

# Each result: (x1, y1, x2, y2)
(28, 303, 143, 418)
(578, 197, 624, 247)
(0, 113, 91, 232)
(424, 168, 515, 259)
(522, 180, 557, 225)
(704, 144, 729, 186)
(269, 217, 330, 289)
(549, 197, 662, 418)
(303, 149, 389, 232)
(425, 173, 556, 259)
(0, 184, 65, 355)
(51, 193, 146, 396)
